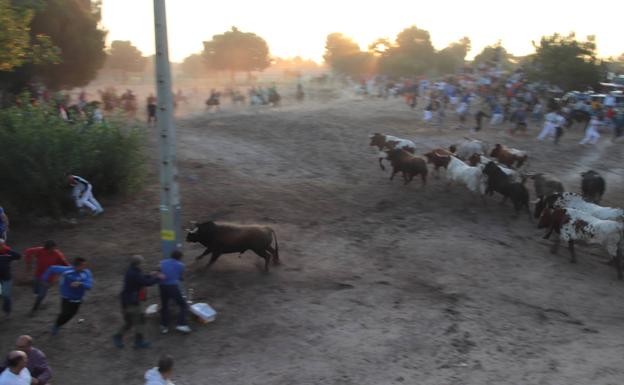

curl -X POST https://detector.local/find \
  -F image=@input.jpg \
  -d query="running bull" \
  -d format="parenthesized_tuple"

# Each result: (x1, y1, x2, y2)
(186, 221, 280, 272)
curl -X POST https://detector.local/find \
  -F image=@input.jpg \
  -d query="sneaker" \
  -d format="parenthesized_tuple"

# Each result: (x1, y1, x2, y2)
(175, 325, 191, 334)
(113, 334, 124, 349)
(133, 340, 151, 349)
(160, 326, 169, 334)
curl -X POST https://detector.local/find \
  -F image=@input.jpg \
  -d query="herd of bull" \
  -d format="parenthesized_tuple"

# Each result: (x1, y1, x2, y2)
(369, 133, 623, 279)
(173, 133, 620, 280)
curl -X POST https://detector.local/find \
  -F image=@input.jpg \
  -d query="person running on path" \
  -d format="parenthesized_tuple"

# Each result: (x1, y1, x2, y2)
(0, 207, 9, 241)
(113, 255, 163, 349)
(580, 115, 604, 145)
(24, 241, 69, 315)
(473, 108, 489, 132)
(42, 257, 92, 336)
(66, 174, 103, 216)
(537, 109, 559, 141)
(158, 250, 191, 334)
(0, 240, 21, 317)
(147, 94, 157, 126)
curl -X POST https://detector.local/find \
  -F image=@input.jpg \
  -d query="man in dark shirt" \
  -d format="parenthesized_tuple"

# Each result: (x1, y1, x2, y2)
(15, 335, 51, 385)
(474, 109, 490, 132)
(113, 255, 163, 349)
(0, 239, 21, 316)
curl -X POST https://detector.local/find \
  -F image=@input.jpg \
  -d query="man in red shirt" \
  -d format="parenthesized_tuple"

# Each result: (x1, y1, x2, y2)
(24, 240, 69, 315)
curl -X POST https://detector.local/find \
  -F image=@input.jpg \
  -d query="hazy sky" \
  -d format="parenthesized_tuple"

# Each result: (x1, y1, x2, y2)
(101, 0, 623, 63)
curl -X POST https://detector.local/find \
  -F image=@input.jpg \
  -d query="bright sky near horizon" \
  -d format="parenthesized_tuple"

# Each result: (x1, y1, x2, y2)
(101, 0, 623, 63)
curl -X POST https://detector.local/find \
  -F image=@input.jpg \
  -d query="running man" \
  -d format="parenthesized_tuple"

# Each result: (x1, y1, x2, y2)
(24, 241, 69, 315)
(66, 174, 103, 216)
(42, 257, 93, 336)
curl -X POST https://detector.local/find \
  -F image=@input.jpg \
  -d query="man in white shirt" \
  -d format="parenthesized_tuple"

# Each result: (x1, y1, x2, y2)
(537, 110, 559, 141)
(604, 94, 616, 108)
(144, 355, 175, 385)
(66, 174, 103, 215)
(0, 351, 31, 385)
(580, 115, 603, 145)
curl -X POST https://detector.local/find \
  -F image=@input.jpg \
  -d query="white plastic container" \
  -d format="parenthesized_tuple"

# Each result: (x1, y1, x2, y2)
(145, 303, 159, 316)
(190, 303, 217, 323)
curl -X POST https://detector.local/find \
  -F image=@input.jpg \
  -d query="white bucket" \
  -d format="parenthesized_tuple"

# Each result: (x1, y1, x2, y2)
(145, 303, 159, 316)
(190, 303, 217, 324)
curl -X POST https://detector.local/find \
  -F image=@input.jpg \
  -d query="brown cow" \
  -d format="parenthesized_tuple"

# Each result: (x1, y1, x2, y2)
(423, 148, 453, 178)
(490, 144, 528, 168)
(369, 133, 416, 170)
(385, 148, 428, 186)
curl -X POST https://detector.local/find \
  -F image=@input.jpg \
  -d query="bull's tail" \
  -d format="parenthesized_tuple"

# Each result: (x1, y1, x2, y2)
(270, 228, 280, 265)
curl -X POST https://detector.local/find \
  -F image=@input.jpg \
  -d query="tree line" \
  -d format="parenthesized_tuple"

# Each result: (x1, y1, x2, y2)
(324, 26, 607, 92)
(0, 0, 621, 97)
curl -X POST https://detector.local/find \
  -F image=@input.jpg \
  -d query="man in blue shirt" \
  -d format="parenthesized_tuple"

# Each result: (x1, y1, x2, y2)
(42, 257, 93, 335)
(159, 250, 191, 334)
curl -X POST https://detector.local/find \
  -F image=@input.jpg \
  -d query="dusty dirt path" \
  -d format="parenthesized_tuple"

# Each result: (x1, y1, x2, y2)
(2, 97, 624, 385)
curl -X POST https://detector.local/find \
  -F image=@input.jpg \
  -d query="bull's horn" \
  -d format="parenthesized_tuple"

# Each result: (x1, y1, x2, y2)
(531, 199, 541, 204)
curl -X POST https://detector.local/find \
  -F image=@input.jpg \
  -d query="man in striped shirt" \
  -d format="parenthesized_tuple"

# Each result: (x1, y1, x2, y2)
(66, 174, 103, 216)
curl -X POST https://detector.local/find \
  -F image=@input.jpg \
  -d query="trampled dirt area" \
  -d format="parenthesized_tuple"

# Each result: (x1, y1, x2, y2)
(2, 94, 624, 385)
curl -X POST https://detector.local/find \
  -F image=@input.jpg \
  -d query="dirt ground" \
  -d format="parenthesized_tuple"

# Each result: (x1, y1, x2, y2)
(2, 93, 624, 385)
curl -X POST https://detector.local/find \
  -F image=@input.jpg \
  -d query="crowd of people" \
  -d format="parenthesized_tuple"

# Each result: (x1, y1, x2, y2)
(0, 171, 193, 383)
(358, 67, 624, 145)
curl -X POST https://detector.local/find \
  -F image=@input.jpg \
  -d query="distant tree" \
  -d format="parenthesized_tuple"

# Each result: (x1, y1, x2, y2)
(180, 53, 209, 78)
(0, 0, 59, 74)
(368, 38, 392, 56)
(436, 36, 471, 75)
(604, 53, 624, 76)
(202, 26, 270, 80)
(473, 41, 513, 69)
(377, 25, 436, 76)
(323, 33, 375, 77)
(106, 40, 146, 80)
(271, 56, 320, 78)
(0, 0, 106, 92)
(30, 0, 107, 89)
(527, 33, 604, 91)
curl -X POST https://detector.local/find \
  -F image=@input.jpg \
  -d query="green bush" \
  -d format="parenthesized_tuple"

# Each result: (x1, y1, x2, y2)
(0, 97, 145, 217)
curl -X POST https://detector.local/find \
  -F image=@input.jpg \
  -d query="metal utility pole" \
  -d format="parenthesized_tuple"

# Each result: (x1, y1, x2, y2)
(153, 0, 182, 258)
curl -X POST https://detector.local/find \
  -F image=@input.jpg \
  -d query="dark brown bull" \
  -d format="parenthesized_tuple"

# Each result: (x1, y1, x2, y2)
(186, 221, 279, 272)
(385, 148, 428, 186)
